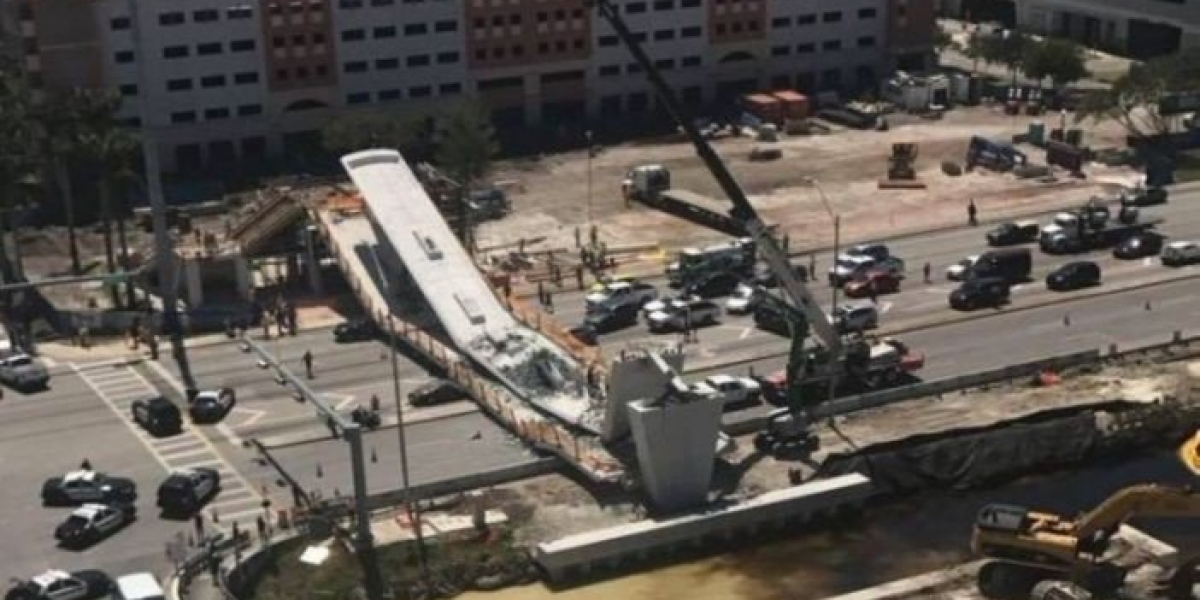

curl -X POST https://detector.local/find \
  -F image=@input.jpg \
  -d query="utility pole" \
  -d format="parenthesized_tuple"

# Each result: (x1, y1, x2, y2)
(585, 130, 594, 226)
(128, 0, 194, 389)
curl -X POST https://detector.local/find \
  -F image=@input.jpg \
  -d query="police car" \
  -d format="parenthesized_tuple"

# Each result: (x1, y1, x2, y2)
(4, 570, 112, 600)
(188, 388, 236, 423)
(156, 468, 220, 515)
(41, 471, 136, 507)
(54, 502, 137, 548)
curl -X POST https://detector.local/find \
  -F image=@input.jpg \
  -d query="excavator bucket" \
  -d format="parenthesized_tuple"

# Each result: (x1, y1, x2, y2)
(1182, 432, 1200, 476)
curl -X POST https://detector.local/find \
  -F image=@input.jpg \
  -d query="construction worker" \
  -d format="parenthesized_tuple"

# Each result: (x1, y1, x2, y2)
(923, 262, 932, 284)
(867, 283, 878, 305)
(968, 199, 978, 226)
(148, 334, 159, 360)
(370, 394, 381, 413)
(302, 350, 314, 379)
(575, 265, 584, 290)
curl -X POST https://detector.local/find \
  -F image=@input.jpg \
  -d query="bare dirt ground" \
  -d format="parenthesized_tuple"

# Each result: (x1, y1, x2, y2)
(479, 105, 1140, 258)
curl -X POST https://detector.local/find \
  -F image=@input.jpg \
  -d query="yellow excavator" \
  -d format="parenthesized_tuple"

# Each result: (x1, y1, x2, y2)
(971, 483, 1200, 598)
(1182, 431, 1200, 476)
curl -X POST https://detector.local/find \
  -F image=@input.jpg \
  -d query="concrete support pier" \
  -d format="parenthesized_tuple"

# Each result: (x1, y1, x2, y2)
(627, 393, 724, 512)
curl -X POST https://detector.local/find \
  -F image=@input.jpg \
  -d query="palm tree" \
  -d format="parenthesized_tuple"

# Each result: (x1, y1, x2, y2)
(79, 126, 138, 308)
(35, 90, 87, 275)
(434, 101, 498, 253)
(0, 68, 39, 284)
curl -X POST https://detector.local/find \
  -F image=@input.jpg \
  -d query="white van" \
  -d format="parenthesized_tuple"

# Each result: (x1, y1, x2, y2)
(112, 573, 165, 600)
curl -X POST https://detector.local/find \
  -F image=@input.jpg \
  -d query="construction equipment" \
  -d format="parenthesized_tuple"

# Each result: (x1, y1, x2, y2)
(1039, 198, 1163, 254)
(880, 143, 926, 189)
(588, 0, 919, 453)
(622, 165, 750, 237)
(966, 136, 1028, 172)
(1183, 431, 1200, 476)
(971, 484, 1200, 599)
(665, 238, 756, 287)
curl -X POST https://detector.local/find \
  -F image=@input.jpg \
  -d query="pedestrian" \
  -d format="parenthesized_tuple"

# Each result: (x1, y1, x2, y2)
(261, 314, 271, 339)
(302, 350, 314, 379)
(590, 224, 598, 247)
(80, 458, 92, 471)
(537, 281, 546, 306)
(518, 238, 526, 255)
(545, 291, 554, 313)
(868, 283, 878, 305)
(575, 265, 584, 290)
(148, 334, 159, 360)
(968, 199, 978, 226)
(783, 233, 791, 253)
(923, 262, 931, 284)
(194, 513, 206, 540)
(808, 254, 817, 276)
(574, 226, 581, 248)
(370, 393, 380, 412)
(552, 263, 562, 286)
(256, 515, 267, 542)
(502, 278, 512, 298)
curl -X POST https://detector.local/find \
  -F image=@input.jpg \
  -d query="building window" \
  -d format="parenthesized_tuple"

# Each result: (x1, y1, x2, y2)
(573, 38, 584, 50)
(339, 0, 363, 7)
(434, 20, 457, 32)
(201, 75, 227, 88)
(857, 7, 877, 19)
(166, 78, 192, 91)
(404, 23, 427, 35)
(238, 104, 263, 116)
(170, 111, 196, 123)
(537, 42, 548, 54)
(110, 17, 131, 30)
(275, 69, 289, 80)
(627, 63, 642, 74)
(316, 64, 328, 76)
(715, 24, 725, 34)
(409, 85, 431, 98)
(159, 12, 185, 25)
(379, 89, 401, 101)
(313, 33, 326, 43)
(234, 71, 259, 84)
(197, 42, 223, 55)
(652, 0, 673, 9)
(474, 49, 486, 61)
(681, 25, 701, 38)
(295, 66, 309, 78)
(273, 37, 286, 48)
(680, 0, 699, 7)
(371, 0, 394, 5)
(292, 34, 306, 44)
(437, 51, 460, 64)
(771, 17, 789, 29)
(554, 40, 566, 51)
(509, 14, 521, 25)
(163, 45, 189, 59)
(407, 54, 430, 67)
(857, 36, 876, 47)
(771, 45, 789, 57)
(242, 137, 267, 155)
(598, 35, 618, 47)
(346, 92, 370, 104)
(653, 29, 674, 41)
(822, 40, 842, 51)
(375, 58, 399, 70)
(227, 6, 254, 19)
(118, 84, 138, 96)
(374, 26, 396, 38)
(193, 9, 219, 22)
(796, 43, 815, 54)
(625, 2, 646, 13)
(114, 50, 135, 64)
(598, 64, 620, 77)
(204, 107, 230, 120)
(439, 83, 462, 95)
(654, 58, 674, 70)
(796, 14, 816, 25)
(341, 29, 365, 42)
(681, 55, 701, 67)
(822, 11, 842, 23)
(230, 39, 256, 52)
(122, 117, 141, 127)
(344, 61, 368, 73)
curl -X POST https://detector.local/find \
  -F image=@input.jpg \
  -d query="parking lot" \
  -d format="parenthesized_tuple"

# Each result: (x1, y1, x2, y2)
(0, 367, 189, 584)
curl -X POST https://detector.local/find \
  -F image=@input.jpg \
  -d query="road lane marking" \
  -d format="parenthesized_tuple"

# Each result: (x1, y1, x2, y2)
(229, 406, 268, 427)
(739, 327, 753, 340)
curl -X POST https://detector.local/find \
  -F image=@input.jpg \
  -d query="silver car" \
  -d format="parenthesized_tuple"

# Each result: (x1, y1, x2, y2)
(830, 303, 879, 332)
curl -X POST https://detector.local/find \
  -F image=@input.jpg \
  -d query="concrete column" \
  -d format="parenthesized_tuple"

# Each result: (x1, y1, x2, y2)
(627, 390, 723, 513)
(524, 74, 543, 126)
(601, 346, 685, 442)
(304, 225, 324, 295)
(184, 257, 204, 307)
(234, 255, 252, 300)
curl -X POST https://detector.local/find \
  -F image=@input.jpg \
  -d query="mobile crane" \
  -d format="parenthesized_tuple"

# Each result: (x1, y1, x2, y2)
(584, 0, 913, 451)
(971, 483, 1200, 599)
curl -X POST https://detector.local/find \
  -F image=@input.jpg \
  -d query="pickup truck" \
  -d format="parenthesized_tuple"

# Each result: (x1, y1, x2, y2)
(646, 299, 721, 332)
(0, 353, 50, 390)
(585, 281, 658, 313)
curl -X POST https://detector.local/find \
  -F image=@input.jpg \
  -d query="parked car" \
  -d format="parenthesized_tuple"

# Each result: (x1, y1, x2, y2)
(1119, 186, 1168, 207)
(408, 379, 468, 407)
(845, 242, 891, 262)
(725, 283, 765, 314)
(1162, 241, 1200, 266)
(946, 255, 980, 281)
(949, 277, 1011, 310)
(843, 270, 901, 299)
(42, 471, 136, 507)
(830, 303, 879, 332)
(156, 468, 220, 516)
(684, 272, 741, 299)
(54, 502, 136, 548)
(131, 397, 182, 437)
(970, 248, 1033, 283)
(188, 388, 236, 423)
(333, 319, 377, 343)
(641, 294, 698, 319)
(0, 353, 50, 390)
(588, 275, 638, 294)
(647, 299, 721, 332)
(1113, 232, 1165, 259)
(1046, 261, 1101, 291)
(582, 303, 640, 333)
(4, 570, 113, 600)
(585, 281, 658, 312)
(986, 220, 1040, 246)
(829, 252, 904, 286)
(690, 374, 762, 409)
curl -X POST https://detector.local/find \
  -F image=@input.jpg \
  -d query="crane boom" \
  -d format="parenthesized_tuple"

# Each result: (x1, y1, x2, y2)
(587, 0, 841, 357)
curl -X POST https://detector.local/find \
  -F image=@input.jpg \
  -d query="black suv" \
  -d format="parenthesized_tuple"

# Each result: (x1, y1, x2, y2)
(684, 272, 741, 298)
(949, 277, 1010, 310)
(582, 303, 639, 334)
(334, 319, 377, 343)
(131, 396, 182, 437)
(156, 468, 220, 516)
(1113, 232, 1164, 259)
(408, 379, 467, 407)
(1046, 261, 1101, 291)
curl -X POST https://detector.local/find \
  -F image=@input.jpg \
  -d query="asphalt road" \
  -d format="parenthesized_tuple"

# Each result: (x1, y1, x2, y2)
(0, 370, 190, 585)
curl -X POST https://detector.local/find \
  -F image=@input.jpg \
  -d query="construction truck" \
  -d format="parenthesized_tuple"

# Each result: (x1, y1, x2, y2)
(1039, 198, 1163, 254)
(757, 335, 925, 402)
(971, 483, 1200, 599)
(587, 0, 921, 455)
(666, 238, 757, 286)
(966, 136, 1028, 172)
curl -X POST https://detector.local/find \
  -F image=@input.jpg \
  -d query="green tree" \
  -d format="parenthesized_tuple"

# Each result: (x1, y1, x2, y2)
(1075, 47, 1200, 143)
(320, 109, 432, 158)
(932, 24, 956, 56)
(0, 68, 40, 283)
(1022, 37, 1089, 91)
(78, 126, 139, 308)
(433, 101, 498, 252)
(992, 31, 1031, 85)
(964, 32, 993, 74)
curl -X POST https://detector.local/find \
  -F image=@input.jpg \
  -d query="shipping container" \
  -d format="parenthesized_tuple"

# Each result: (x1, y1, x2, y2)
(770, 90, 810, 119)
(742, 93, 785, 124)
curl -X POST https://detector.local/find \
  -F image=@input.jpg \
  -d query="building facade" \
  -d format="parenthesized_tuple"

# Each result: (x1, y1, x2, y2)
(9, 0, 933, 173)
(1010, 0, 1200, 59)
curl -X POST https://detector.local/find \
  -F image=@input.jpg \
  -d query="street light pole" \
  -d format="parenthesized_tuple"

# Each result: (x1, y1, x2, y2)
(585, 130, 594, 225)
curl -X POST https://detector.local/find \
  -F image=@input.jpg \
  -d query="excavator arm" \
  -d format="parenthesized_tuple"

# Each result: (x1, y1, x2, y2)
(1073, 484, 1200, 542)
(1182, 431, 1200, 476)
(585, 0, 841, 364)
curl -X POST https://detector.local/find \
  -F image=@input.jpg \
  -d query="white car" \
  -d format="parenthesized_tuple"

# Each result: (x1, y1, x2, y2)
(7, 570, 113, 600)
(1162, 241, 1200, 266)
(946, 255, 980, 281)
(691, 374, 762, 408)
(641, 294, 697, 319)
(725, 283, 764, 314)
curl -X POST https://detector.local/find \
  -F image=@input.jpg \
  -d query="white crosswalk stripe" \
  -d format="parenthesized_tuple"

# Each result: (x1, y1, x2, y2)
(73, 361, 266, 536)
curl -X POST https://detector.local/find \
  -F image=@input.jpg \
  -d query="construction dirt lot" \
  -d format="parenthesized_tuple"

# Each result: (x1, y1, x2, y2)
(480, 105, 1142, 258)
